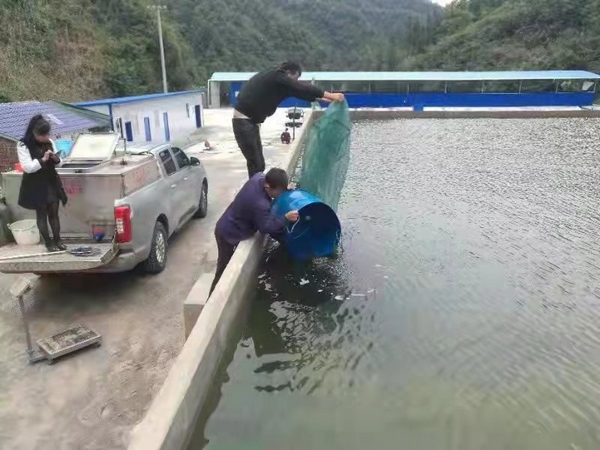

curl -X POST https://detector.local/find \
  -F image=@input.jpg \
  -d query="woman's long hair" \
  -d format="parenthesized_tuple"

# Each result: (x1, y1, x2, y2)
(22, 114, 51, 151)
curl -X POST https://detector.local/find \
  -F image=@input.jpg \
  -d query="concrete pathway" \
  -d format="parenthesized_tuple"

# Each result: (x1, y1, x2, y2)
(0, 108, 299, 450)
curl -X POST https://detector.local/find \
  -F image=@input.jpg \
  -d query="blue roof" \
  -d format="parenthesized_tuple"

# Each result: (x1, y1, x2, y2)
(0, 101, 110, 142)
(75, 89, 204, 107)
(209, 70, 600, 83)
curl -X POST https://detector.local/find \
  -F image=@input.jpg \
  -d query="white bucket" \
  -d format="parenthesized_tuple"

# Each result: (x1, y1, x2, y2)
(9, 220, 40, 245)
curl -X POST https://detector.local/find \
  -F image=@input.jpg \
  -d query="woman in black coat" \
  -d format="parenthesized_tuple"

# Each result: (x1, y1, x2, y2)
(17, 115, 68, 252)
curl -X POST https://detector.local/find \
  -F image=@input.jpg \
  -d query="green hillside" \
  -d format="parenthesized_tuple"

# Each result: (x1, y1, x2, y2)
(168, 0, 442, 77)
(0, 0, 200, 102)
(411, 0, 600, 74)
(0, 0, 440, 102)
(1, 0, 598, 104)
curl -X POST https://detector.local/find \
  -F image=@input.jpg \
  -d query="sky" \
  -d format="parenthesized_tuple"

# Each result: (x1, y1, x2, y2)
(432, 0, 453, 5)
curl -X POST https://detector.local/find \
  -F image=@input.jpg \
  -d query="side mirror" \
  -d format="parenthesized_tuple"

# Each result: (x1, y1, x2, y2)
(190, 157, 200, 166)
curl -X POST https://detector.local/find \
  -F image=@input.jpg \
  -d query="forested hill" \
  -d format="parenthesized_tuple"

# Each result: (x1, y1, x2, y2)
(410, 0, 600, 74)
(1, 0, 599, 103)
(0, 0, 440, 103)
(170, 0, 442, 77)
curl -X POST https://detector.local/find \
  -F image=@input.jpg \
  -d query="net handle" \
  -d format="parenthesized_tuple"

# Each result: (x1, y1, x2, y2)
(286, 219, 300, 234)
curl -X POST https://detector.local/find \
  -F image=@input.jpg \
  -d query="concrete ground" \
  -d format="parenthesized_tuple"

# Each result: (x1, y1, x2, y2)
(0, 108, 298, 450)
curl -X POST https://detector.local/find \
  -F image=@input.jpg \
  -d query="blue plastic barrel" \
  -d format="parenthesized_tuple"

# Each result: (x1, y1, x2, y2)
(271, 189, 341, 260)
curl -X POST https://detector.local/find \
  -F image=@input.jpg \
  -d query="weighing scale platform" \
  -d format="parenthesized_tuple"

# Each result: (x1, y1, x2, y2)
(37, 324, 102, 364)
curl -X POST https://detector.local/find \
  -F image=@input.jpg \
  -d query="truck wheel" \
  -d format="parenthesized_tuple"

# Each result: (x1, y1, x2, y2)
(143, 222, 167, 274)
(193, 181, 208, 219)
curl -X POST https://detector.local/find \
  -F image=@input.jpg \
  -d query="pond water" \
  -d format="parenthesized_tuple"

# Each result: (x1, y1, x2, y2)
(191, 118, 600, 450)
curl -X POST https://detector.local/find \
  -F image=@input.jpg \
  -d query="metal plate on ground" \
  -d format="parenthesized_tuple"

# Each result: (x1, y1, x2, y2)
(0, 243, 117, 273)
(37, 324, 101, 363)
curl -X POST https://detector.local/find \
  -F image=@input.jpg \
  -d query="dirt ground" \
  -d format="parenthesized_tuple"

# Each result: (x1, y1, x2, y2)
(0, 108, 297, 450)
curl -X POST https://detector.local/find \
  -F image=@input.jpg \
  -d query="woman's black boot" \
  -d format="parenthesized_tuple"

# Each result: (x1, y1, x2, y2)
(45, 242, 59, 252)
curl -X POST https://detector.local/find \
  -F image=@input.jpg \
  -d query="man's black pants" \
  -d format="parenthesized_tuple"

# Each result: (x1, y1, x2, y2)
(209, 233, 237, 296)
(233, 118, 264, 178)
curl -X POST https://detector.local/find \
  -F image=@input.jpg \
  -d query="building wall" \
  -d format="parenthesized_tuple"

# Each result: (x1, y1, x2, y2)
(209, 81, 220, 108)
(0, 137, 17, 172)
(110, 93, 204, 144)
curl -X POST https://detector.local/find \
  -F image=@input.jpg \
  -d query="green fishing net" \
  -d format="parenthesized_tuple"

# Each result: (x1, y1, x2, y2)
(299, 101, 351, 211)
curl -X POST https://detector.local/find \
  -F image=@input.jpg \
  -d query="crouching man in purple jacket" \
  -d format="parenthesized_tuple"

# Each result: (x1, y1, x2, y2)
(209, 168, 299, 296)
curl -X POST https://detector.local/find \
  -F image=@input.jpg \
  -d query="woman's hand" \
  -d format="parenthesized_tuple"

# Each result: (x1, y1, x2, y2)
(285, 210, 299, 222)
(42, 150, 52, 162)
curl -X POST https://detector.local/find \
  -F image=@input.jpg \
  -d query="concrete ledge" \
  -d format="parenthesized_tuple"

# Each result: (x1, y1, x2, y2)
(346, 108, 600, 120)
(183, 272, 214, 340)
(128, 111, 314, 450)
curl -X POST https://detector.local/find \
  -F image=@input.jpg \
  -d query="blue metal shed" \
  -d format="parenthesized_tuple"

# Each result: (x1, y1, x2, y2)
(208, 70, 600, 109)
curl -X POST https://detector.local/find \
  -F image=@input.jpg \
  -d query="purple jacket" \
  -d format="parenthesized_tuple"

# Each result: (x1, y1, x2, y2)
(216, 173, 285, 246)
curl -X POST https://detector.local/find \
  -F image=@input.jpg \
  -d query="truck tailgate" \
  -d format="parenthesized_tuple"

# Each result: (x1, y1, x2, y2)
(0, 244, 117, 274)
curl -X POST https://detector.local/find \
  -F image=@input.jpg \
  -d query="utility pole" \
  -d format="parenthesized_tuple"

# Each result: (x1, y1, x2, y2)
(147, 5, 168, 93)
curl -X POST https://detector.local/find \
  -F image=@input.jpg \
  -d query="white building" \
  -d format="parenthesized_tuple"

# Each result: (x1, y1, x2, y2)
(75, 90, 205, 144)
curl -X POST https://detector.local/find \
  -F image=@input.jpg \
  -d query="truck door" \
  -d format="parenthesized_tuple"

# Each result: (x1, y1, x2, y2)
(171, 147, 198, 217)
(158, 149, 187, 227)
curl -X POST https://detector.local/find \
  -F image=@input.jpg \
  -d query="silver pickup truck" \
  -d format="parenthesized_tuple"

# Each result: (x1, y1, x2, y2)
(0, 133, 208, 274)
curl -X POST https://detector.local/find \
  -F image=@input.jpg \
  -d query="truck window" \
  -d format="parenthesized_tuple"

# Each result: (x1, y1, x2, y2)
(159, 150, 177, 176)
(172, 147, 190, 169)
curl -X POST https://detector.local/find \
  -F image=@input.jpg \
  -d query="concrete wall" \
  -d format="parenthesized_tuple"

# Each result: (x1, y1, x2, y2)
(128, 111, 313, 450)
(208, 81, 221, 108)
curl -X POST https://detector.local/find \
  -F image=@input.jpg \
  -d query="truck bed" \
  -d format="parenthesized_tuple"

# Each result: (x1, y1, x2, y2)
(3, 154, 161, 239)
(0, 243, 117, 274)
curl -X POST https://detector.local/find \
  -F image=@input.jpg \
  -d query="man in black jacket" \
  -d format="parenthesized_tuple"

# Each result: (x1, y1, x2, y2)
(233, 61, 345, 178)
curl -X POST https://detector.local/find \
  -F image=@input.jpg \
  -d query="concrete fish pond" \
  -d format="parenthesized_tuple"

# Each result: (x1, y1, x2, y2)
(130, 109, 600, 450)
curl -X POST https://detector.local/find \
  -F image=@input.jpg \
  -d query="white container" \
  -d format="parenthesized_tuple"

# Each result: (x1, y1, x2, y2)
(9, 220, 40, 245)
